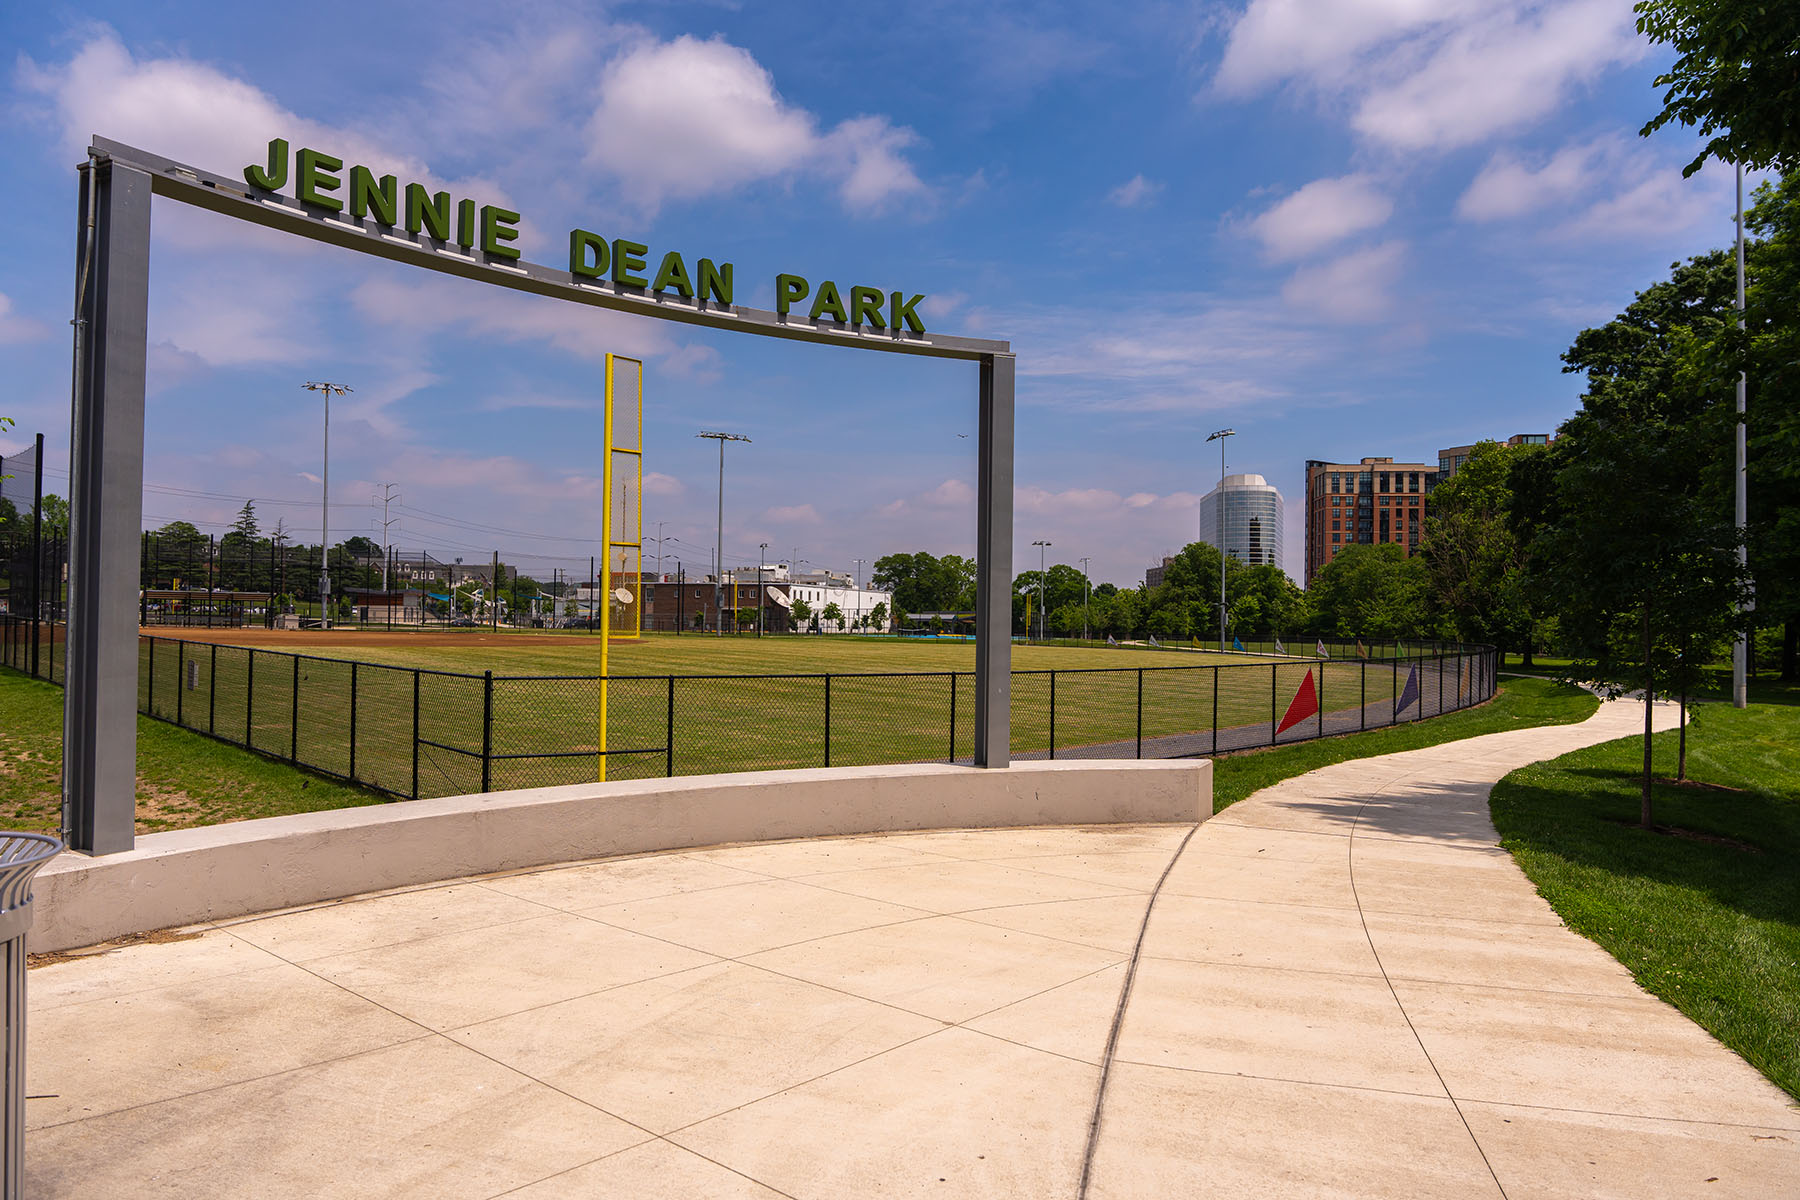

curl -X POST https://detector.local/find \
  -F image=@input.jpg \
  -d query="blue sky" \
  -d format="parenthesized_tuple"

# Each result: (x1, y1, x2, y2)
(0, 1, 1743, 587)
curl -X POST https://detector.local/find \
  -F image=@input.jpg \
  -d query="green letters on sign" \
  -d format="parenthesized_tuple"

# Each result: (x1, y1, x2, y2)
(244, 138, 289, 191)
(348, 167, 397, 226)
(809, 280, 848, 323)
(481, 205, 521, 260)
(406, 184, 452, 241)
(849, 286, 887, 330)
(295, 149, 344, 212)
(570, 229, 610, 278)
(775, 274, 810, 315)
(652, 251, 694, 298)
(612, 240, 649, 288)
(890, 291, 926, 334)
(698, 259, 733, 305)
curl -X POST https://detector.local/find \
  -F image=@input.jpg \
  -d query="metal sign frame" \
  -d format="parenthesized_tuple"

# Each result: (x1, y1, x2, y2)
(64, 137, 1015, 854)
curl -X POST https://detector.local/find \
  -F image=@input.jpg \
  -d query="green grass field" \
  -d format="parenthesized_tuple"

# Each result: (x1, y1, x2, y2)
(117, 631, 1478, 797)
(1491, 691, 1800, 1100)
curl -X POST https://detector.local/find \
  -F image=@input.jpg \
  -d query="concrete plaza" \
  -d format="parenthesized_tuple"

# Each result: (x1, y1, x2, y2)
(23, 697, 1799, 1197)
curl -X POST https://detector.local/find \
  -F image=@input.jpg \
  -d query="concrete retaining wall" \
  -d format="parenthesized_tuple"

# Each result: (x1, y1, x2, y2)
(28, 758, 1211, 953)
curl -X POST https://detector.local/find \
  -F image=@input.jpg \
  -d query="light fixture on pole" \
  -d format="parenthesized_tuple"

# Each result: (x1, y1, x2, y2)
(302, 381, 353, 628)
(697, 431, 750, 636)
(1206, 428, 1235, 652)
(758, 542, 769, 638)
(1032, 540, 1052, 641)
(853, 557, 866, 630)
(1079, 556, 1091, 643)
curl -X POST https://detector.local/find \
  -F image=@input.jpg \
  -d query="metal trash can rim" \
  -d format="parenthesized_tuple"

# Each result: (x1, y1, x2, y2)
(0, 834, 61, 919)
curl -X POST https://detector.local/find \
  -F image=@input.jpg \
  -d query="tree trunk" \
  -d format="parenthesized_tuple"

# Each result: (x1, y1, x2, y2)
(1677, 676, 1688, 783)
(1782, 620, 1798, 683)
(1641, 608, 1654, 830)
(1521, 640, 1535, 668)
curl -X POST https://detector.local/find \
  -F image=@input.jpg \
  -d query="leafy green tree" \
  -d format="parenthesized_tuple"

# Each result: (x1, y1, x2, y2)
(1532, 250, 1751, 825)
(1226, 563, 1305, 638)
(36, 494, 69, 542)
(1636, 0, 1800, 176)
(872, 551, 973, 617)
(1422, 441, 1545, 663)
(867, 600, 888, 631)
(820, 601, 844, 631)
(790, 597, 813, 627)
(231, 501, 259, 541)
(1744, 173, 1800, 679)
(1306, 544, 1433, 639)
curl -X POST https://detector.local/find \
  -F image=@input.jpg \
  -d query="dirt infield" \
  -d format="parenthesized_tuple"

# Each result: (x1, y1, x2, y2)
(138, 627, 607, 652)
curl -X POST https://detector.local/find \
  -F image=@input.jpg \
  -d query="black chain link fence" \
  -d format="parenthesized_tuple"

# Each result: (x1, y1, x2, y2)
(3, 618, 1497, 800)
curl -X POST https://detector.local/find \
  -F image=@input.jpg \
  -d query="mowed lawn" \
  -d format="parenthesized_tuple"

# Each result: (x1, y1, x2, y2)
(134, 631, 1446, 795)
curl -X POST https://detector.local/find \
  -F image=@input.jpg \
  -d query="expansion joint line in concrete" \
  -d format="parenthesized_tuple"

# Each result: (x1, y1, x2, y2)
(1075, 819, 1203, 1200)
(1346, 785, 1511, 1199)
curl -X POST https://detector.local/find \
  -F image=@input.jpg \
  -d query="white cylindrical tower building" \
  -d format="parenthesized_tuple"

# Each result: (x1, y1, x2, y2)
(1198, 473, 1284, 567)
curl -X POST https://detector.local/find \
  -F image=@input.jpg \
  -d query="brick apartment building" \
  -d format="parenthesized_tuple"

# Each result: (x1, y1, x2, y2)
(1437, 433, 1553, 478)
(1303, 457, 1438, 585)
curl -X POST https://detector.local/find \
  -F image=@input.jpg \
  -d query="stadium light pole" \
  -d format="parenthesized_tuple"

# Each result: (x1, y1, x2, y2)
(853, 557, 866, 630)
(1206, 428, 1235, 651)
(1079, 556, 1091, 643)
(303, 382, 352, 628)
(758, 542, 769, 638)
(1032, 540, 1051, 641)
(698, 431, 750, 636)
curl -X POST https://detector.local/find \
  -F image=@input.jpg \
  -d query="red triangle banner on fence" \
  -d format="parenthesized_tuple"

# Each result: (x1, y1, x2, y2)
(1276, 669, 1319, 735)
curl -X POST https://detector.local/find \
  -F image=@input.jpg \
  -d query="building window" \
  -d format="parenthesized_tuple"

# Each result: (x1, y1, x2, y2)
(1332, 520, 1340, 531)
(1332, 533, 1341, 543)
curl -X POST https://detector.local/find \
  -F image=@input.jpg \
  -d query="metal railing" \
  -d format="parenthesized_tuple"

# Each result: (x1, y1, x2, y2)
(1, 618, 1496, 800)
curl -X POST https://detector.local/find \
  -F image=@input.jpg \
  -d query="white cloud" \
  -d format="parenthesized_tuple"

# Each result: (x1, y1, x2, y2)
(1351, 2, 1643, 151)
(1458, 141, 1602, 220)
(1280, 241, 1407, 322)
(1214, 1, 1644, 154)
(1108, 175, 1163, 208)
(1248, 175, 1393, 260)
(17, 29, 520, 250)
(585, 35, 928, 215)
(0, 294, 49, 344)
(765, 503, 822, 524)
(643, 473, 684, 497)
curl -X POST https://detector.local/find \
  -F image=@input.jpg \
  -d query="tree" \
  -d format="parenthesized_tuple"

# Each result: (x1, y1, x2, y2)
(790, 597, 813, 627)
(820, 601, 844, 631)
(1226, 564, 1305, 638)
(231, 501, 259, 542)
(1306, 544, 1434, 639)
(868, 600, 888, 631)
(1636, 0, 1800, 176)
(871, 551, 975, 618)
(1744, 173, 1800, 678)
(37, 494, 69, 542)
(1421, 440, 1545, 663)
(1533, 251, 1750, 826)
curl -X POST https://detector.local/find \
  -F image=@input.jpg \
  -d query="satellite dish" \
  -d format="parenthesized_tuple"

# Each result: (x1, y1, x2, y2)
(613, 587, 634, 604)
(767, 586, 792, 608)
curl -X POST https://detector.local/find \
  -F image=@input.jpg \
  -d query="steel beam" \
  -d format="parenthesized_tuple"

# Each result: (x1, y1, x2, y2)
(974, 354, 1015, 767)
(63, 160, 151, 854)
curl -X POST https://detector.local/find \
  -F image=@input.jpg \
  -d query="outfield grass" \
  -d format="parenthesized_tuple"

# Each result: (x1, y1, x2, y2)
(1490, 691, 1800, 1100)
(0, 668, 385, 836)
(128, 632, 1470, 795)
(1211, 676, 1599, 812)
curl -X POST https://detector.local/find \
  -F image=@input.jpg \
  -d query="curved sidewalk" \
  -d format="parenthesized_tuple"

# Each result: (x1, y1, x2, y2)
(23, 697, 1799, 1197)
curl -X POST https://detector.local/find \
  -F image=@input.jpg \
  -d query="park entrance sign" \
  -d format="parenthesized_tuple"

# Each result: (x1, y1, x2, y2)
(63, 136, 1015, 854)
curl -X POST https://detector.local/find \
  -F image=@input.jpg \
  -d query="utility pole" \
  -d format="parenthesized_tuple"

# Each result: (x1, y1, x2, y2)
(1206, 428, 1236, 651)
(377, 483, 399, 594)
(1032, 540, 1052, 641)
(853, 558, 866, 630)
(758, 542, 769, 637)
(697, 431, 750, 636)
(302, 381, 352, 627)
(1079, 556, 1092, 642)
(1733, 163, 1750, 708)
(653, 521, 667, 580)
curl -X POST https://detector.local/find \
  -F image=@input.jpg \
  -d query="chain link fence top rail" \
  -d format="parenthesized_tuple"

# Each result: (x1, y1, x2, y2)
(2, 619, 1496, 801)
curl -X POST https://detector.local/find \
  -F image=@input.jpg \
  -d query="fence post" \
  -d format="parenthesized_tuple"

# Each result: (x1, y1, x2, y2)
(291, 654, 300, 763)
(176, 641, 184, 726)
(1211, 667, 1218, 756)
(411, 668, 421, 800)
(209, 642, 217, 733)
(1135, 669, 1144, 759)
(1393, 655, 1399, 723)
(1317, 664, 1324, 738)
(1360, 660, 1367, 731)
(246, 648, 255, 747)
(481, 670, 493, 792)
(1049, 671, 1057, 760)
(1270, 663, 1278, 744)
(948, 673, 957, 763)
(349, 661, 358, 780)
(1438, 654, 1445, 715)
(666, 676, 676, 777)
(823, 674, 832, 768)
(146, 637, 155, 716)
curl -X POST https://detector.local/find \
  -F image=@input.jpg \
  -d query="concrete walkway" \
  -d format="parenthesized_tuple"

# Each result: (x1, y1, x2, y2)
(23, 697, 1799, 1197)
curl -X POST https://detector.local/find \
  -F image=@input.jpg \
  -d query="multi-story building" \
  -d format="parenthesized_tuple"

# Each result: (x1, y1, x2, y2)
(1303, 457, 1438, 585)
(1198, 473, 1284, 569)
(1437, 433, 1552, 478)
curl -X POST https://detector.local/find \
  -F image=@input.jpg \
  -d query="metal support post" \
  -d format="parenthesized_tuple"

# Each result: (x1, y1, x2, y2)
(973, 353, 1015, 767)
(63, 158, 151, 855)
